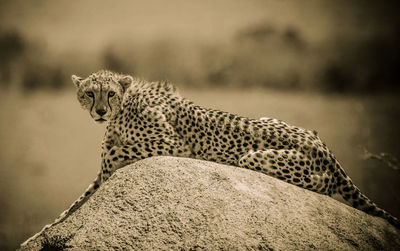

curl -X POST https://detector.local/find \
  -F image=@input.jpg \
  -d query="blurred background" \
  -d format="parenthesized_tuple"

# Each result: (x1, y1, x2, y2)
(0, 0, 399, 249)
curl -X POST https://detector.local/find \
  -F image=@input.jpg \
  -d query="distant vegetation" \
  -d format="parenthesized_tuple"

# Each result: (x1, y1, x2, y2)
(0, 30, 65, 91)
(1, 22, 399, 93)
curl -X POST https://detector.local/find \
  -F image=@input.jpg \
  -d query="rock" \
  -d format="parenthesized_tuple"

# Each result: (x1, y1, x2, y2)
(20, 157, 400, 250)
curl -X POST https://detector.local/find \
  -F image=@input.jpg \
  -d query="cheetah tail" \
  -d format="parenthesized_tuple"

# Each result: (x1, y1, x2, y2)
(337, 171, 400, 229)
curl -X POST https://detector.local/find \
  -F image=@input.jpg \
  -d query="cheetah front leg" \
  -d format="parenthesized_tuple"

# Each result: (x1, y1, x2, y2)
(21, 134, 189, 246)
(21, 133, 122, 246)
(20, 171, 103, 246)
(238, 149, 335, 195)
(100, 135, 192, 180)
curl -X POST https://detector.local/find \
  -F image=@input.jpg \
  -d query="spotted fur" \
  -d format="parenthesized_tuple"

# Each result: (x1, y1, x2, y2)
(21, 70, 399, 246)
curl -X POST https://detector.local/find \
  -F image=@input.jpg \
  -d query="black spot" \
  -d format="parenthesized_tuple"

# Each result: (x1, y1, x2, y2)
(304, 177, 311, 183)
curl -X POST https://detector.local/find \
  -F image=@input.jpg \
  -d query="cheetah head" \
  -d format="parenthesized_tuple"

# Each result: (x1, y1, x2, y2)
(71, 70, 133, 123)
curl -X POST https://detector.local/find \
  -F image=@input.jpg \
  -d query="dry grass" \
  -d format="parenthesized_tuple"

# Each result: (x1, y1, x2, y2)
(0, 88, 399, 250)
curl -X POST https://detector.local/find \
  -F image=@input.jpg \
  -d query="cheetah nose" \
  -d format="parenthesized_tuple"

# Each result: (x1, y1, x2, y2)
(96, 109, 107, 116)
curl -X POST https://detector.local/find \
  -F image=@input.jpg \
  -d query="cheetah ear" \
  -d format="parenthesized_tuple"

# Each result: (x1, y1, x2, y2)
(118, 75, 133, 92)
(71, 75, 83, 88)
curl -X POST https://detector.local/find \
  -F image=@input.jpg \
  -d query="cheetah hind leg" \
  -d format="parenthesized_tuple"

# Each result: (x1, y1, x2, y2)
(238, 149, 400, 228)
(238, 149, 334, 195)
(20, 171, 102, 247)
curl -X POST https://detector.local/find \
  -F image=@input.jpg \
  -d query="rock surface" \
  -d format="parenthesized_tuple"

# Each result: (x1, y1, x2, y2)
(20, 156, 400, 250)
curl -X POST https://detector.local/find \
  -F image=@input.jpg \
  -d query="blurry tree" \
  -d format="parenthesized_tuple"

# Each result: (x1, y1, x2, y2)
(102, 47, 131, 74)
(198, 45, 232, 87)
(230, 23, 306, 89)
(0, 29, 68, 92)
(0, 30, 25, 85)
(144, 40, 177, 81)
(320, 34, 400, 93)
(235, 23, 276, 43)
(282, 27, 306, 51)
(321, 63, 353, 93)
(22, 65, 65, 91)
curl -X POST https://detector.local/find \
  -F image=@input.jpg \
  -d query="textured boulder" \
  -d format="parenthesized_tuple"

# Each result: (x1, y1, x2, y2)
(20, 157, 400, 250)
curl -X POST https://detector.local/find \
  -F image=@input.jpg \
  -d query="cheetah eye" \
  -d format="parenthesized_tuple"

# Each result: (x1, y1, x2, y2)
(108, 91, 115, 97)
(85, 91, 94, 97)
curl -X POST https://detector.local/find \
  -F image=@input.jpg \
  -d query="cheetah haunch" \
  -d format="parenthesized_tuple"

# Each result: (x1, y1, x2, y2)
(21, 70, 399, 246)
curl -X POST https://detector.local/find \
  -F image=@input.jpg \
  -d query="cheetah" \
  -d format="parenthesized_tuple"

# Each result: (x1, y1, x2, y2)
(21, 70, 399, 246)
